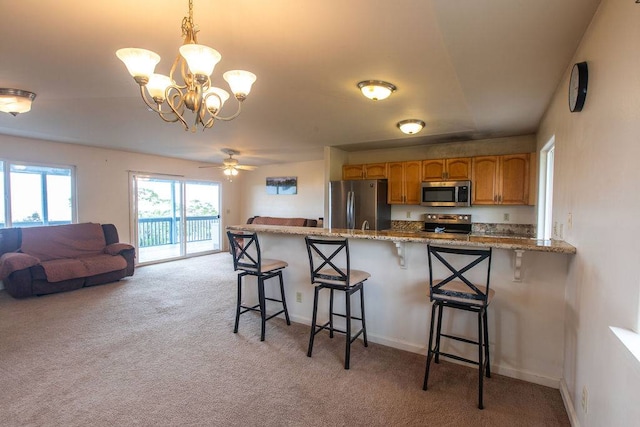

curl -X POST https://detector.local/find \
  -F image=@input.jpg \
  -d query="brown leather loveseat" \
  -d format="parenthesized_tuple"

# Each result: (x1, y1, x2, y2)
(0, 223, 135, 298)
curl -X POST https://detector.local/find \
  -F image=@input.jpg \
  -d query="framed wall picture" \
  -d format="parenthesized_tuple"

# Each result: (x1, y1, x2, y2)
(266, 176, 297, 195)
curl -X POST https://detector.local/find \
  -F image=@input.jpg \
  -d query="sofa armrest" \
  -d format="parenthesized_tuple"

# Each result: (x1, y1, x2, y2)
(104, 243, 135, 256)
(0, 252, 40, 281)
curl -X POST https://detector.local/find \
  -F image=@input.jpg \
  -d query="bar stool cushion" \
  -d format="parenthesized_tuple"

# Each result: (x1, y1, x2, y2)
(238, 259, 288, 273)
(314, 268, 370, 286)
(432, 280, 495, 306)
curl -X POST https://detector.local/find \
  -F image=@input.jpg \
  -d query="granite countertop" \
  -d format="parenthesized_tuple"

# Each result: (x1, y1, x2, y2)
(226, 224, 577, 254)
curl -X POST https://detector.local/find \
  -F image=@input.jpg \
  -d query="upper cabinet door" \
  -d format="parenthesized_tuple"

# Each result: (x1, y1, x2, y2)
(471, 154, 530, 205)
(422, 157, 471, 181)
(387, 162, 405, 204)
(387, 161, 421, 204)
(500, 154, 530, 205)
(422, 159, 446, 181)
(342, 164, 364, 180)
(364, 163, 387, 179)
(471, 156, 499, 205)
(445, 158, 471, 181)
(404, 161, 422, 205)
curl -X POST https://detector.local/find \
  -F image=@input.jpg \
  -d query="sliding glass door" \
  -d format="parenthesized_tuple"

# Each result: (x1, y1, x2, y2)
(132, 174, 221, 264)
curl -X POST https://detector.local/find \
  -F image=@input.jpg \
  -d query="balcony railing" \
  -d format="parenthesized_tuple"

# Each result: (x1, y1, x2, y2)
(138, 215, 220, 248)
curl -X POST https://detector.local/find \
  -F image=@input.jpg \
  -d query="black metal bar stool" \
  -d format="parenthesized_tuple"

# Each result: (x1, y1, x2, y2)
(304, 236, 369, 369)
(227, 230, 291, 341)
(422, 244, 494, 409)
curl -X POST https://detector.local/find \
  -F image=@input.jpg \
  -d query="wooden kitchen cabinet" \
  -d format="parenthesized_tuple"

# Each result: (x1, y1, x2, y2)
(387, 161, 421, 204)
(342, 163, 387, 180)
(472, 154, 531, 205)
(422, 157, 471, 181)
(343, 164, 364, 180)
(364, 163, 387, 179)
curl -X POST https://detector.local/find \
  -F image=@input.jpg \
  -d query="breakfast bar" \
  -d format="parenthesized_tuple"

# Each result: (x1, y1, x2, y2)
(226, 224, 576, 388)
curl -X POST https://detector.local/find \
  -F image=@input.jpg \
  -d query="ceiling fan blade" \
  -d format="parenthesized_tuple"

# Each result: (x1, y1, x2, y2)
(198, 164, 225, 169)
(236, 165, 257, 171)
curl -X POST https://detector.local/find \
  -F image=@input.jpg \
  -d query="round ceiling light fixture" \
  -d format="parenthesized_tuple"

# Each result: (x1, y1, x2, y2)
(0, 88, 37, 116)
(357, 80, 397, 101)
(397, 119, 425, 135)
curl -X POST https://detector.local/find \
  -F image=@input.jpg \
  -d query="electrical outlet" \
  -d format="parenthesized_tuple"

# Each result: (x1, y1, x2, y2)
(559, 223, 564, 239)
(568, 212, 573, 230)
(406, 211, 411, 219)
(553, 221, 558, 237)
(581, 385, 588, 414)
(296, 292, 302, 303)
(503, 213, 510, 222)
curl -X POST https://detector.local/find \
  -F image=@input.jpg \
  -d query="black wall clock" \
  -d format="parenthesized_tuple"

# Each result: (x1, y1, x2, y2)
(569, 61, 588, 112)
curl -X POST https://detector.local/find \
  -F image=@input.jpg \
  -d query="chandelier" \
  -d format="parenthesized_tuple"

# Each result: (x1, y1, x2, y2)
(116, 0, 256, 132)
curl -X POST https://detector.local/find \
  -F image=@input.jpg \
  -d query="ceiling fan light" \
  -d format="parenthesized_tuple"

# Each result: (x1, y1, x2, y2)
(0, 88, 36, 116)
(179, 44, 221, 78)
(357, 80, 397, 101)
(223, 70, 257, 101)
(223, 168, 232, 176)
(231, 168, 238, 176)
(397, 119, 425, 135)
(116, 48, 160, 84)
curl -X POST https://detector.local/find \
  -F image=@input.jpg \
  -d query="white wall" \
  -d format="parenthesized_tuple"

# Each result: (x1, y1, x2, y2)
(537, 0, 640, 425)
(0, 135, 242, 243)
(239, 159, 325, 223)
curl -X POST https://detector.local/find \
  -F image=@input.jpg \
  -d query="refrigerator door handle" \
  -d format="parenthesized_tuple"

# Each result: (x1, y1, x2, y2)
(347, 191, 354, 229)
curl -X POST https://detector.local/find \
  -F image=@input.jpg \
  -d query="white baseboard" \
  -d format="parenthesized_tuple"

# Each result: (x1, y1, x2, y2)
(289, 314, 561, 389)
(560, 378, 580, 427)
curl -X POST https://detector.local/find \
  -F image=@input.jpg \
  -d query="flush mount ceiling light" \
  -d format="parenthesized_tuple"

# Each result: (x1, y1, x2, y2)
(357, 80, 397, 101)
(0, 88, 37, 116)
(397, 119, 425, 135)
(116, 0, 256, 132)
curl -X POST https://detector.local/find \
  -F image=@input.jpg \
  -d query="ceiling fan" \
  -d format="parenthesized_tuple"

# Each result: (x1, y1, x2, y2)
(199, 149, 257, 178)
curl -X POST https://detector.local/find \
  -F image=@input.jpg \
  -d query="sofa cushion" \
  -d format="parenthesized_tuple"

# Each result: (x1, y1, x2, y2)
(39, 255, 128, 283)
(21, 223, 107, 261)
(40, 259, 89, 283)
(80, 254, 128, 277)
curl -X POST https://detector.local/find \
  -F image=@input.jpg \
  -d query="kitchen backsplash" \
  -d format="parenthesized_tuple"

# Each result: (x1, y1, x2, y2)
(390, 220, 536, 237)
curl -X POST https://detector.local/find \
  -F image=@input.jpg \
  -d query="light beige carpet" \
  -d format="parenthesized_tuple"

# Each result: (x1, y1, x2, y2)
(0, 253, 569, 426)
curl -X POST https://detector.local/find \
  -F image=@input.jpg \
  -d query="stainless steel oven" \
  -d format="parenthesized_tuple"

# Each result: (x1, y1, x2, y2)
(423, 213, 472, 234)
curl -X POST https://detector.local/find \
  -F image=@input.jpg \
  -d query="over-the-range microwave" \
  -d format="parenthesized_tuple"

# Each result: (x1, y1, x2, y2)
(420, 180, 471, 207)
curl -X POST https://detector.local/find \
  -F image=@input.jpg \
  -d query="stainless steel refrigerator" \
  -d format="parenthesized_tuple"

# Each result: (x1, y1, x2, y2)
(328, 179, 391, 230)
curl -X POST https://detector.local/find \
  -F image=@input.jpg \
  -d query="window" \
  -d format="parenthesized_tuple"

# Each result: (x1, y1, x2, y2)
(1, 160, 76, 228)
(537, 137, 555, 239)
